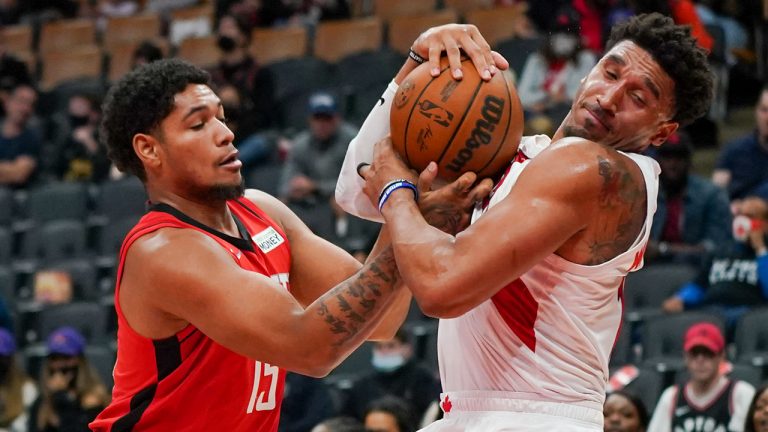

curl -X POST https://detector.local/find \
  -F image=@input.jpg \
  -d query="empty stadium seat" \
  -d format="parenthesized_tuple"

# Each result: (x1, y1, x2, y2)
(0, 24, 33, 54)
(103, 14, 162, 50)
(40, 46, 103, 91)
(623, 264, 699, 325)
(176, 35, 219, 68)
(464, 4, 528, 47)
(314, 17, 383, 63)
(373, 0, 436, 20)
(39, 19, 96, 53)
(495, 36, 543, 78)
(19, 220, 88, 265)
(250, 26, 308, 66)
(735, 308, 768, 367)
(388, 9, 458, 56)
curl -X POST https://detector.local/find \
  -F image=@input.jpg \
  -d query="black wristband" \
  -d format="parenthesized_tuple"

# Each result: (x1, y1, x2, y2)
(408, 48, 426, 64)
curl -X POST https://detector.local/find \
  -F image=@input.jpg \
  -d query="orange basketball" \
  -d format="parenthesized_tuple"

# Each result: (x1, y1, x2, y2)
(390, 57, 524, 182)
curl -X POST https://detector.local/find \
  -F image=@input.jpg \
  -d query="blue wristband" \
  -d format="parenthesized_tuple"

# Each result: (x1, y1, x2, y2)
(378, 179, 418, 213)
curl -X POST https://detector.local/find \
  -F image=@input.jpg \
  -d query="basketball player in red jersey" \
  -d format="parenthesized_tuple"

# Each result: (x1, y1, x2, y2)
(338, 14, 714, 431)
(89, 59, 491, 431)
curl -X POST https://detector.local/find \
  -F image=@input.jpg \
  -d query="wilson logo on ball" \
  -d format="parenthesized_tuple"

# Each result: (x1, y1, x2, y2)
(445, 95, 505, 173)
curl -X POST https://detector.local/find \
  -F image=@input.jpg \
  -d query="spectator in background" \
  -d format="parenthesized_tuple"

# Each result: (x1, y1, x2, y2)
(0, 0, 21, 27)
(279, 92, 357, 236)
(363, 396, 418, 432)
(278, 372, 335, 432)
(342, 329, 440, 425)
(603, 390, 649, 432)
(29, 328, 108, 432)
(648, 323, 755, 432)
(0, 83, 39, 188)
(209, 13, 277, 134)
(0, 328, 37, 432)
(713, 85, 768, 201)
(311, 416, 366, 432)
(0, 32, 31, 98)
(517, 6, 597, 129)
(629, 0, 713, 51)
(130, 40, 163, 69)
(661, 194, 768, 330)
(49, 94, 110, 183)
(225, 0, 297, 29)
(646, 132, 732, 268)
(745, 385, 768, 432)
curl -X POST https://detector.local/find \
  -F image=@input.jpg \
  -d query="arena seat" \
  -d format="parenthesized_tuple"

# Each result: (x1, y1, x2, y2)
(388, 9, 458, 56)
(251, 26, 309, 66)
(734, 308, 768, 367)
(40, 46, 103, 91)
(103, 13, 162, 50)
(640, 311, 726, 373)
(39, 19, 96, 53)
(373, 0, 436, 20)
(0, 24, 33, 54)
(314, 17, 383, 63)
(464, 4, 528, 47)
(176, 35, 219, 68)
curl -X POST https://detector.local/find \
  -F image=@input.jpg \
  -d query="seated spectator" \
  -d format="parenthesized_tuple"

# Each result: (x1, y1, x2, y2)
(226, 0, 298, 29)
(0, 29, 30, 98)
(209, 13, 277, 134)
(130, 41, 163, 69)
(744, 385, 768, 432)
(0, 328, 37, 431)
(712, 85, 768, 201)
(278, 372, 335, 432)
(279, 92, 358, 237)
(364, 396, 418, 432)
(311, 416, 366, 432)
(29, 328, 108, 432)
(0, 83, 39, 188)
(646, 132, 732, 268)
(47, 94, 109, 183)
(603, 390, 649, 432)
(517, 6, 596, 129)
(661, 194, 768, 330)
(342, 329, 440, 425)
(648, 323, 755, 432)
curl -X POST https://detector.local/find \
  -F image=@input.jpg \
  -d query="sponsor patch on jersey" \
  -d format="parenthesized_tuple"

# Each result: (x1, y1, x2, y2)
(252, 227, 284, 253)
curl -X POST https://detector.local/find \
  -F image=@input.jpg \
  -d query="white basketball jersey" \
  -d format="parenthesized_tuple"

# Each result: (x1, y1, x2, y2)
(438, 135, 660, 412)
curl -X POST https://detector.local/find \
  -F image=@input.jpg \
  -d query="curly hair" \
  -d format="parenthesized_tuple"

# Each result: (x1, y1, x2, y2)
(605, 13, 713, 126)
(101, 59, 210, 181)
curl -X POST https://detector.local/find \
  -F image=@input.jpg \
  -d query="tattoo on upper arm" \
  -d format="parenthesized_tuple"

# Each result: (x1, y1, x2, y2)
(588, 155, 646, 264)
(316, 248, 399, 349)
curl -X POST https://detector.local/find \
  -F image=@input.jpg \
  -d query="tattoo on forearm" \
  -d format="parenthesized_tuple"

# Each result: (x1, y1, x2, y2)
(316, 247, 398, 349)
(421, 202, 464, 234)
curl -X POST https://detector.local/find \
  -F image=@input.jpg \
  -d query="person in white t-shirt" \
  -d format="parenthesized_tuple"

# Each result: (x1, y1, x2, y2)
(335, 13, 715, 432)
(648, 323, 755, 432)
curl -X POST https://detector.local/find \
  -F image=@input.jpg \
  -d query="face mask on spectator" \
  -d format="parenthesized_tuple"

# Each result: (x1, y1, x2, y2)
(217, 36, 237, 53)
(371, 351, 405, 373)
(550, 33, 578, 58)
(69, 114, 90, 128)
(732, 215, 764, 243)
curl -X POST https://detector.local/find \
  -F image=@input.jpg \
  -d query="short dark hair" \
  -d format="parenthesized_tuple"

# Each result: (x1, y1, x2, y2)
(605, 13, 713, 127)
(132, 40, 164, 64)
(101, 59, 209, 181)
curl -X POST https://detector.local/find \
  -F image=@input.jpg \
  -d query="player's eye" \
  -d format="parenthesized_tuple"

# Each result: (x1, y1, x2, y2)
(191, 121, 205, 130)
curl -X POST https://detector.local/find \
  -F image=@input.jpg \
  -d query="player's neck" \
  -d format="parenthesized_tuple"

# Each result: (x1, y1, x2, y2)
(147, 187, 239, 236)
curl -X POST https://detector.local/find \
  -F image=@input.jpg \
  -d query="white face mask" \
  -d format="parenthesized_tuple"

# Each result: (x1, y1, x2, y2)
(733, 215, 763, 242)
(371, 351, 406, 373)
(551, 33, 578, 57)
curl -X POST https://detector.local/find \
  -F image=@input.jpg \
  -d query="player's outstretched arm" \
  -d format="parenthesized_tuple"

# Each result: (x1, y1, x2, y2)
(120, 224, 404, 378)
(363, 139, 603, 318)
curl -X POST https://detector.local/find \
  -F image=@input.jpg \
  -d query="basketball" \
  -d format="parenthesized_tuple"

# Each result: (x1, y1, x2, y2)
(390, 57, 524, 182)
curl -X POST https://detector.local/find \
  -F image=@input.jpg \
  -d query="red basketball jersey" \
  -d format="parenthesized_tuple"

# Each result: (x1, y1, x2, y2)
(91, 198, 291, 431)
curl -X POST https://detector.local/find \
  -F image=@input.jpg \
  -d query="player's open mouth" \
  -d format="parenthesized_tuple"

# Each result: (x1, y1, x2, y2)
(219, 151, 242, 169)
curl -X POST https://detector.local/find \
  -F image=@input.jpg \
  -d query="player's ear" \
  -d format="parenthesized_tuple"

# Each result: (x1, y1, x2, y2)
(649, 121, 678, 147)
(133, 133, 161, 169)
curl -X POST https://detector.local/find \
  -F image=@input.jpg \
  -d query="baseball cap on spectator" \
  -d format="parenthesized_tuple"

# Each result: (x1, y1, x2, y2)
(0, 328, 16, 356)
(684, 322, 724, 353)
(47, 327, 86, 356)
(308, 92, 337, 116)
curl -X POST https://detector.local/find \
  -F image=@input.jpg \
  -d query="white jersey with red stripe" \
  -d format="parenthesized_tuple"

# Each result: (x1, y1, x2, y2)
(437, 134, 660, 413)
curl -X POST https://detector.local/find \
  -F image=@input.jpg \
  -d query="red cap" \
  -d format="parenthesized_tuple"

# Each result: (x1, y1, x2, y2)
(684, 322, 724, 353)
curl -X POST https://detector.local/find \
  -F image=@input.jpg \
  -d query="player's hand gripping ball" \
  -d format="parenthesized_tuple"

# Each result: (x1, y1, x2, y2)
(390, 57, 524, 182)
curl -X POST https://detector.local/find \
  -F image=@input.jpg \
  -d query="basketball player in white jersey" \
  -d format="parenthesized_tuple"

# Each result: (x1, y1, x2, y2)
(335, 14, 714, 432)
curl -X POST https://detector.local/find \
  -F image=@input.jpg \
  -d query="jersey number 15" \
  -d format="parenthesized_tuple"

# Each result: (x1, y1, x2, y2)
(247, 361, 278, 413)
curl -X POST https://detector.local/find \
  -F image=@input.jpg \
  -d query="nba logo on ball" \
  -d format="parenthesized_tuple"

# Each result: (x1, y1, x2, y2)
(390, 58, 524, 181)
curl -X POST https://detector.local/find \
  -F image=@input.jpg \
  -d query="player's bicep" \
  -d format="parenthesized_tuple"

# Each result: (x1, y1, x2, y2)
(445, 151, 593, 296)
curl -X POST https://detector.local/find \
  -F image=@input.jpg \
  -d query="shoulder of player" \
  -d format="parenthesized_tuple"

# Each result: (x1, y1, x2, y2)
(127, 227, 234, 276)
(242, 188, 296, 234)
